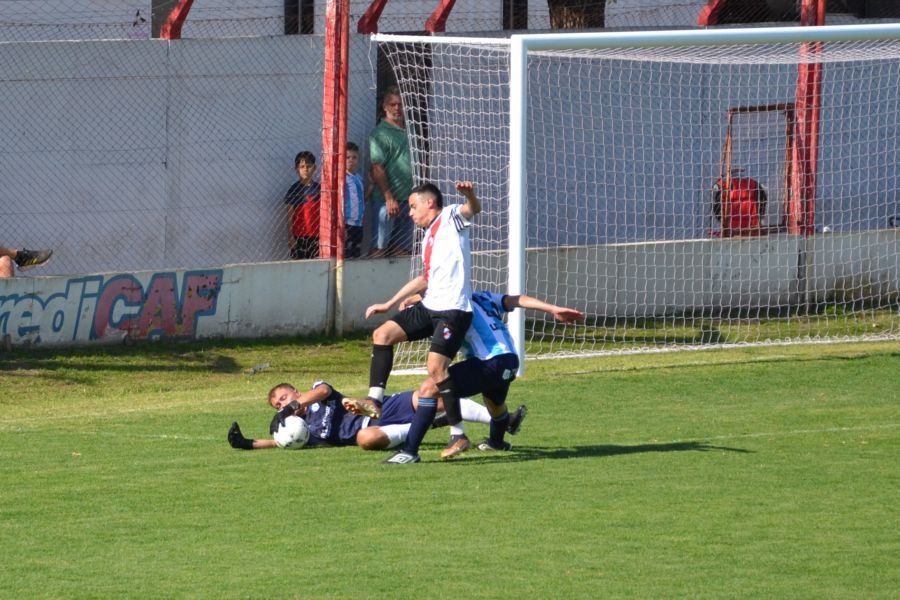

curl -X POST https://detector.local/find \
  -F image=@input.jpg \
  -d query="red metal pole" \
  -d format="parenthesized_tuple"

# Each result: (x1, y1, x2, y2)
(425, 0, 457, 33)
(794, 0, 825, 235)
(337, 0, 350, 257)
(321, 0, 349, 258)
(357, 0, 389, 34)
(159, 0, 194, 39)
(696, 0, 726, 26)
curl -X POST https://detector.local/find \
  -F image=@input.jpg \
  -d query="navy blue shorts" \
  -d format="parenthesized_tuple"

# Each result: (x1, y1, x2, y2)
(449, 353, 519, 405)
(377, 390, 416, 426)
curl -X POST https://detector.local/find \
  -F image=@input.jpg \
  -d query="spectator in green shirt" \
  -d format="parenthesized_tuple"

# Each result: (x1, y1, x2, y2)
(368, 86, 414, 257)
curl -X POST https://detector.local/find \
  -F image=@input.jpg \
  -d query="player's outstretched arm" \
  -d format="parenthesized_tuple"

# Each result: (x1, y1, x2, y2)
(504, 294, 585, 324)
(228, 422, 278, 450)
(456, 180, 482, 219)
(365, 275, 427, 319)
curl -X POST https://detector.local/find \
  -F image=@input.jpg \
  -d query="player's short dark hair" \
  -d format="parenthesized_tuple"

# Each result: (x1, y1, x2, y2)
(294, 151, 315, 168)
(346, 141, 359, 153)
(268, 382, 297, 402)
(411, 182, 443, 208)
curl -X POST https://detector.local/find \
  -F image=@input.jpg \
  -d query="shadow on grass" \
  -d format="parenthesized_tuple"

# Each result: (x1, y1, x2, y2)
(431, 440, 752, 465)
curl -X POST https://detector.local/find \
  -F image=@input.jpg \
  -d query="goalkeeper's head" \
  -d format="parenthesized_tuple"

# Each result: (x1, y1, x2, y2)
(267, 382, 300, 410)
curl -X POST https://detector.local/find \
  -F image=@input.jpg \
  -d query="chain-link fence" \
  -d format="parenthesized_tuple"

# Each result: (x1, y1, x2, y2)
(2, 1, 898, 277)
(1, 33, 381, 275)
(0, 3, 386, 276)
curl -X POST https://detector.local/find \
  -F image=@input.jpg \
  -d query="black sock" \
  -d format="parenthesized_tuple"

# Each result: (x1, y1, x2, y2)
(490, 409, 510, 446)
(437, 377, 462, 427)
(369, 344, 394, 395)
(402, 397, 437, 455)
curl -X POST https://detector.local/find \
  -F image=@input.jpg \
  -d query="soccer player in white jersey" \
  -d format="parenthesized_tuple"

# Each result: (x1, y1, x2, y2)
(364, 181, 481, 464)
(452, 291, 583, 454)
(392, 291, 584, 461)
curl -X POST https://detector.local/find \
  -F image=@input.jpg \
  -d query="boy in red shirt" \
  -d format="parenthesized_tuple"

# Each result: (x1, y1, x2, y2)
(284, 151, 321, 259)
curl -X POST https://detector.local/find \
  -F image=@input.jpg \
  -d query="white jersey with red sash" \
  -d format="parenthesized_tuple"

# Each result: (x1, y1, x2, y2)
(421, 203, 473, 312)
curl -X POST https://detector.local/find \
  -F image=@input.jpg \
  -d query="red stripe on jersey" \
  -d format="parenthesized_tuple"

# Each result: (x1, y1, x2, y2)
(422, 214, 443, 283)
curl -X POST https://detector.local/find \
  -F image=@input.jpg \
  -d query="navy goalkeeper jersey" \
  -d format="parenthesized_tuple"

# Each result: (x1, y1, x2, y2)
(302, 381, 369, 447)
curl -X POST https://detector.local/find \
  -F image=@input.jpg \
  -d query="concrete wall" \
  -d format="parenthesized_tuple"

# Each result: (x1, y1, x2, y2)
(0, 261, 330, 346)
(0, 256, 409, 347)
(336, 256, 413, 332)
(0, 34, 377, 277)
(806, 230, 900, 305)
(2, 231, 896, 348)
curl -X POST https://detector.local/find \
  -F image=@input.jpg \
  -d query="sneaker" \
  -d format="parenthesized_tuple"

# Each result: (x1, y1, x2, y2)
(430, 411, 449, 429)
(342, 397, 381, 419)
(382, 451, 420, 464)
(477, 438, 512, 452)
(14, 248, 52, 270)
(507, 404, 528, 435)
(440, 434, 471, 459)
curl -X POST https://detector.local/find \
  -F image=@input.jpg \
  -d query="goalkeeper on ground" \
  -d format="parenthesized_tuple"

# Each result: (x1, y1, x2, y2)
(226, 380, 524, 451)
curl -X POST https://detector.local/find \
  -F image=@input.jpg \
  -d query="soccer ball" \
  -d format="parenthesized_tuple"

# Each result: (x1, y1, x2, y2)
(273, 415, 310, 449)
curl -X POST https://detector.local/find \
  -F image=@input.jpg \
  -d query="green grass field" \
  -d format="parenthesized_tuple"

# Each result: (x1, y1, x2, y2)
(2, 337, 898, 598)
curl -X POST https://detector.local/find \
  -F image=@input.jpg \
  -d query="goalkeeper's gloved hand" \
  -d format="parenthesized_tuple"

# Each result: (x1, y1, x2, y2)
(228, 421, 255, 450)
(274, 400, 301, 428)
(269, 401, 302, 435)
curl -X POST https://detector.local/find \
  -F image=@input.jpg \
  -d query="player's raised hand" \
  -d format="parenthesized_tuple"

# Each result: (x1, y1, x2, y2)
(455, 180, 482, 218)
(552, 306, 585, 324)
(455, 180, 476, 198)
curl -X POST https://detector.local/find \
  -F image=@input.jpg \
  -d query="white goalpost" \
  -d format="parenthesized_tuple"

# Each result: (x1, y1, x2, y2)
(375, 24, 900, 372)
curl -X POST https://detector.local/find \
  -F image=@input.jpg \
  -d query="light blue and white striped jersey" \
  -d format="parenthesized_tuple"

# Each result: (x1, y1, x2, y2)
(344, 172, 365, 227)
(461, 291, 517, 361)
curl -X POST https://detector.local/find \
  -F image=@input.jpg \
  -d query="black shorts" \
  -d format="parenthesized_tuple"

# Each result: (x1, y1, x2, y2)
(448, 353, 519, 405)
(390, 302, 472, 359)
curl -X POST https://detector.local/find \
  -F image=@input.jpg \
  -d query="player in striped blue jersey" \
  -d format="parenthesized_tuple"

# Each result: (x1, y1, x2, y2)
(383, 291, 583, 463)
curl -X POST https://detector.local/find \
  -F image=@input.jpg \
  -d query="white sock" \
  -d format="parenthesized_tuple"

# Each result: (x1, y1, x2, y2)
(368, 386, 384, 402)
(379, 424, 410, 448)
(460, 397, 491, 424)
(450, 424, 466, 436)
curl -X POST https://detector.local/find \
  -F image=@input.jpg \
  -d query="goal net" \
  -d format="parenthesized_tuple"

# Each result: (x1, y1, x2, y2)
(376, 25, 900, 370)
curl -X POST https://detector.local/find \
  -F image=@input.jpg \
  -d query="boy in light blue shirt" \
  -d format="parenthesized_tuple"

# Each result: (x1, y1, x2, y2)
(344, 142, 366, 258)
